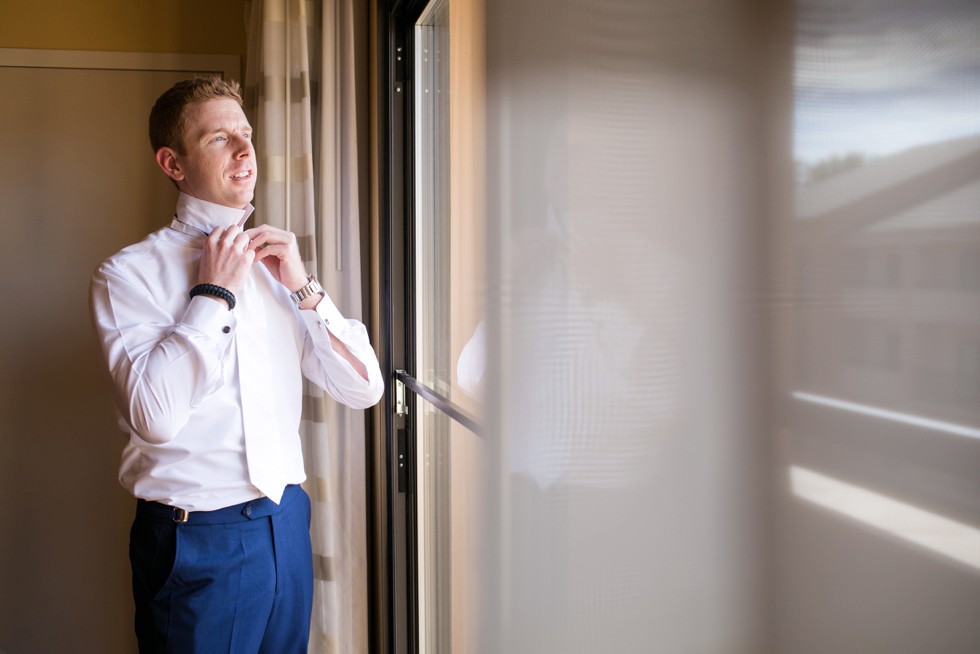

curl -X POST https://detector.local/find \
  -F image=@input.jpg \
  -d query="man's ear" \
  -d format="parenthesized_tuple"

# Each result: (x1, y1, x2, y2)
(155, 147, 185, 183)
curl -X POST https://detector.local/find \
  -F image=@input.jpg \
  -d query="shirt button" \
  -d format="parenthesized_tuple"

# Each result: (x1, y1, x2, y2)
(222, 326, 231, 334)
(244, 505, 253, 516)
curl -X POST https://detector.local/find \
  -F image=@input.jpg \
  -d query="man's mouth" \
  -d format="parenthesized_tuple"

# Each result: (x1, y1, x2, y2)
(231, 170, 252, 180)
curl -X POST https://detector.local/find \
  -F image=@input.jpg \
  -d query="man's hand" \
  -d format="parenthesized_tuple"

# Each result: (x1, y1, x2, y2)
(245, 224, 310, 296)
(198, 226, 255, 294)
(244, 224, 370, 381)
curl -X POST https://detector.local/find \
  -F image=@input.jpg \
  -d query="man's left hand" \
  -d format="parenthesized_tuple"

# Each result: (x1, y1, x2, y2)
(245, 224, 369, 380)
(245, 224, 310, 296)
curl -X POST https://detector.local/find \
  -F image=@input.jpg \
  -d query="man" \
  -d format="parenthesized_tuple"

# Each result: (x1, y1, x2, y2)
(89, 77, 384, 652)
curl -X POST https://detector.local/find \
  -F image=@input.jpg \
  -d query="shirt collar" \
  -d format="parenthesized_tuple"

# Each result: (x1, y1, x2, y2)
(174, 192, 255, 234)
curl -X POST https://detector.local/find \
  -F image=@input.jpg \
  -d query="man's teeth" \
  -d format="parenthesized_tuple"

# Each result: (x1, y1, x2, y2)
(232, 171, 250, 179)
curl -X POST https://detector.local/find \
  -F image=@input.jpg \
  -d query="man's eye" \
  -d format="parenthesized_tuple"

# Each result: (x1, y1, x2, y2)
(212, 136, 226, 143)
(243, 132, 252, 140)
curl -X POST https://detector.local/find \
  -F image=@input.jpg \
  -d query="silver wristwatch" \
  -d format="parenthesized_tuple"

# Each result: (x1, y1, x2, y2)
(289, 274, 325, 305)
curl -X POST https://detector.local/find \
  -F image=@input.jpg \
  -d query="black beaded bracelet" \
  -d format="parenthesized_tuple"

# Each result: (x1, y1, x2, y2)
(189, 283, 236, 310)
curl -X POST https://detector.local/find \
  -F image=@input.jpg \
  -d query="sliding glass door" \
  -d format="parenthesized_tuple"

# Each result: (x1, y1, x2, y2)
(378, 0, 485, 651)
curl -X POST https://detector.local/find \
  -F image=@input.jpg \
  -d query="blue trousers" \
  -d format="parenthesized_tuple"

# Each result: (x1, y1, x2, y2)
(129, 485, 313, 654)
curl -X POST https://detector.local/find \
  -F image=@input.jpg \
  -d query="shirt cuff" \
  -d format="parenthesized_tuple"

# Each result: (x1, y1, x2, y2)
(302, 292, 348, 338)
(175, 295, 237, 349)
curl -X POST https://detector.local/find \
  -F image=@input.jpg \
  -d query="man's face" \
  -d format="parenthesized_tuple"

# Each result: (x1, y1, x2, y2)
(167, 98, 257, 209)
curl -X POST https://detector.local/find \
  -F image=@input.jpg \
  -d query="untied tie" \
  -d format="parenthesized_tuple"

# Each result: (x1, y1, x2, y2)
(236, 268, 287, 504)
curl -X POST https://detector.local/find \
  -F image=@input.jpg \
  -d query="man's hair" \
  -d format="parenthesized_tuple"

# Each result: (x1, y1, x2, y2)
(148, 77, 244, 154)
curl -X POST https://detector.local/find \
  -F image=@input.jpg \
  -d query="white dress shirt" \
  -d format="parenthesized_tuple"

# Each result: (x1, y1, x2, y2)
(90, 193, 384, 511)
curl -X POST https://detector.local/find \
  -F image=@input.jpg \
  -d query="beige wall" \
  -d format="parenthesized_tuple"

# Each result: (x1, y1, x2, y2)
(0, 0, 246, 63)
(0, 3, 246, 653)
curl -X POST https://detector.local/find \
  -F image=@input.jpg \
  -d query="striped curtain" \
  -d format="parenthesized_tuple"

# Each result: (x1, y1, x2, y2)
(244, 1, 369, 652)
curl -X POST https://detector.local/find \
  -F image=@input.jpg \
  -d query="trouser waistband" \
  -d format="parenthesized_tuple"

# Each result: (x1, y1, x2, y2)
(135, 485, 302, 525)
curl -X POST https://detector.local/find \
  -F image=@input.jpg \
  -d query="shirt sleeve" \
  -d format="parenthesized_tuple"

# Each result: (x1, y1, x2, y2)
(294, 293, 385, 409)
(90, 261, 236, 444)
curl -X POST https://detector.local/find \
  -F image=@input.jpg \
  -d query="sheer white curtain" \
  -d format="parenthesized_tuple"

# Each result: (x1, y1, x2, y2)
(244, 1, 368, 651)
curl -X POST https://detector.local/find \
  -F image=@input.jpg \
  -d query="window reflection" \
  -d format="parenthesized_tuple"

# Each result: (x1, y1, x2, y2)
(786, 0, 980, 570)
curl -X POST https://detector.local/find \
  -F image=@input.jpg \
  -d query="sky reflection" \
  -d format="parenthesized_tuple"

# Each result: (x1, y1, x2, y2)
(794, 0, 980, 164)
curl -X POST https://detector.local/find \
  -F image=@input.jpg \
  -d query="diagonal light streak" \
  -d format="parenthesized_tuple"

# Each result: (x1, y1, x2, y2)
(791, 391, 980, 441)
(790, 465, 980, 571)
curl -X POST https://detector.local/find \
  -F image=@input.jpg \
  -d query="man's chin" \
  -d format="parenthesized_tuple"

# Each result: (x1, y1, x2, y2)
(228, 188, 256, 209)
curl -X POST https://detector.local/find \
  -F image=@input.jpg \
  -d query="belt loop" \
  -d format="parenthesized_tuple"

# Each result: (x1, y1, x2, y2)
(174, 508, 189, 524)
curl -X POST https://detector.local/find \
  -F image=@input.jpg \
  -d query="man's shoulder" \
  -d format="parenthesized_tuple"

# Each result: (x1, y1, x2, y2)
(95, 227, 175, 276)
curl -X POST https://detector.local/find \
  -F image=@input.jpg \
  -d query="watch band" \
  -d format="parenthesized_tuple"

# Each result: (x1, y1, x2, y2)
(289, 274, 325, 305)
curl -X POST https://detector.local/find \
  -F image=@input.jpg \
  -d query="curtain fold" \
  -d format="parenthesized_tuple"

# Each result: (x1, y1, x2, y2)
(245, 1, 368, 652)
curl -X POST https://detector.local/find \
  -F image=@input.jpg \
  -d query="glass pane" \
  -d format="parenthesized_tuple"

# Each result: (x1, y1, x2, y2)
(415, 393, 451, 653)
(416, 0, 485, 421)
(415, 1, 486, 652)
(480, 0, 980, 651)
(414, 392, 483, 654)
(416, 0, 452, 405)
(415, 0, 486, 649)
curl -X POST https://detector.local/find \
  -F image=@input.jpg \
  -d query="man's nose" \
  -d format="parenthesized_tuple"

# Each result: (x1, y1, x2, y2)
(232, 135, 252, 157)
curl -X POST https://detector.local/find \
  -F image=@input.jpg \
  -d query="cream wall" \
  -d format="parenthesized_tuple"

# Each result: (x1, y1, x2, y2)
(0, 3, 246, 653)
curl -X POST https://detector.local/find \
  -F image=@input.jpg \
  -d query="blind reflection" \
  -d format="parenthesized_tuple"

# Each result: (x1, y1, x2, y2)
(483, 0, 980, 651)
(489, 0, 767, 651)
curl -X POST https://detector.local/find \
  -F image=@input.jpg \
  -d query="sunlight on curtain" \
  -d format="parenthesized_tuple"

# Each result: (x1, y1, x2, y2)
(245, 1, 368, 651)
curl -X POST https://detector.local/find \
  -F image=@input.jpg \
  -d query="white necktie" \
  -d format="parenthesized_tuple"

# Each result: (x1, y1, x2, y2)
(236, 270, 287, 503)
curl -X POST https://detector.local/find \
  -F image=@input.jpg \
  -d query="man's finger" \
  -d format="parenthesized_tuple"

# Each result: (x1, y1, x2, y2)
(245, 225, 295, 245)
(244, 224, 284, 238)
(247, 233, 293, 254)
(221, 226, 243, 243)
(252, 243, 287, 261)
(233, 231, 251, 251)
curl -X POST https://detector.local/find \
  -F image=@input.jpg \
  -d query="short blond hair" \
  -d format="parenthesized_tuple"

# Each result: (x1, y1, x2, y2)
(148, 77, 244, 153)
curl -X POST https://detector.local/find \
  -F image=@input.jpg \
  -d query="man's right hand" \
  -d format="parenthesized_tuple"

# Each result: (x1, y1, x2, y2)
(198, 226, 255, 294)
